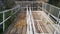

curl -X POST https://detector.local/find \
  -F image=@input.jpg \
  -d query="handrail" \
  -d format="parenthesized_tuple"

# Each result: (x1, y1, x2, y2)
(0, 5, 20, 32)
(42, 2, 60, 33)
(0, 5, 20, 13)
(41, 2, 60, 22)
(45, 3, 60, 9)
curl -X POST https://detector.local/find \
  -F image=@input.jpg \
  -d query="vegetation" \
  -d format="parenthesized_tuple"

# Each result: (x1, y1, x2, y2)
(0, 0, 16, 34)
(4, 0, 15, 9)
(49, 0, 60, 7)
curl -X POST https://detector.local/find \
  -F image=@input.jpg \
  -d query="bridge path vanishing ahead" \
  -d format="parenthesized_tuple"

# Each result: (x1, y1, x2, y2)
(5, 10, 58, 34)
(0, 1, 60, 34)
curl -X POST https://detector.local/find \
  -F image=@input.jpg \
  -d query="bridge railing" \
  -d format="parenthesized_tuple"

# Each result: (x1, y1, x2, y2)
(0, 5, 20, 32)
(0, 1, 60, 34)
(42, 2, 60, 24)
(42, 2, 60, 34)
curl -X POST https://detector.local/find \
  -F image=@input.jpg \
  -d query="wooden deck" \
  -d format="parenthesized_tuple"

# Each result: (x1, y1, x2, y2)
(5, 11, 56, 34)
(32, 11, 52, 34)
(6, 11, 27, 34)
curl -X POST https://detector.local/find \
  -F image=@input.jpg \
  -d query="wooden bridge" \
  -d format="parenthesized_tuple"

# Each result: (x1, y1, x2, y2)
(0, 1, 60, 34)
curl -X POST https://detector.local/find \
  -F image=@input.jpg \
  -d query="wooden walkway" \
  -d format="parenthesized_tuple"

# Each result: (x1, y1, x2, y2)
(32, 11, 52, 34)
(5, 11, 55, 34)
(6, 11, 27, 34)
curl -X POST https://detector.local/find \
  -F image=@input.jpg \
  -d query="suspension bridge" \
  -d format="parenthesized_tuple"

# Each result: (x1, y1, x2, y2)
(0, 1, 60, 34)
